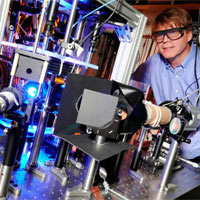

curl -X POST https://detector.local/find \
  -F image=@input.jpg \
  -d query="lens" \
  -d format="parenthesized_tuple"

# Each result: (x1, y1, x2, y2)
(152, 32, 164, 43)
(166, 29, 183, 40)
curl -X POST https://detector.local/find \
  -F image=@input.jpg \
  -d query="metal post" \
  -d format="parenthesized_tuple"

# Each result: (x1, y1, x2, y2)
(59, 0, 78, 75)
(84, 17, 101, 71)
(66, 136, 105, 197)
(71, 15, 86, 73)
(51, 140, 69, 185)
(130, 127, 147, 171)
(82, 136, 105, 191)
(153, 129, 166, 160)
(158, 138, 179, 191)
(60, 0, 79, 56)
(43, 0, 60, 50)
(0, 0, 11, 46)
(27, 76, 55, 168)
(82, 157, 99, 191)
(9, 52, 20, 87)
(74, 15, 86, 42)
(33, 0, 48, 53)
(0, 124, 22, 198)
(55, 140, 70, 168)
(33, 0, 38, 38)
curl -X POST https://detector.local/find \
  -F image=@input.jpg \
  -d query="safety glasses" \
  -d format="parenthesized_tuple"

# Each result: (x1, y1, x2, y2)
(151, 27, 187, 44)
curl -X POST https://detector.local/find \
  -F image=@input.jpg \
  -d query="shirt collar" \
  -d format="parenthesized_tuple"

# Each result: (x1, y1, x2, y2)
(160, 55, 175, 71)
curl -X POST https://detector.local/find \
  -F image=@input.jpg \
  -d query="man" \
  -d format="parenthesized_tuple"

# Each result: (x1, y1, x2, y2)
(132, 8, 200, 160)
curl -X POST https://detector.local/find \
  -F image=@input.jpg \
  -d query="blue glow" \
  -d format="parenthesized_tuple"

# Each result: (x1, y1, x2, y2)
(24, 99, 28, 104)
(27, 87, 37, 97)
(0, 118, 53, 135)
(28, 125, 53, 135)
(24, 82, 39, 98)
(59, 0, 72, 10)
(28, 125, 37, 134)
(55, 103, 59, 107)
(0, 118, 12, 128)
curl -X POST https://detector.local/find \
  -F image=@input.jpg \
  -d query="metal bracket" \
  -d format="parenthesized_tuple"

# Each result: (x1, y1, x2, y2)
(115, 24, 132, 43)
(8, 182, 21, 196)
(65, 185, 91, 198)
(51, 167, 68, 185)
(128, 169, 143, 184)
(61, 41, 84, 58)
(25, 165, 46, 181)
(14, 49, 49, 84)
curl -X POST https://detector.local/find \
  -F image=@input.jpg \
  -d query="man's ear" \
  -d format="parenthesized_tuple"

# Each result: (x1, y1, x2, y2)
(187, 31, 193, 42)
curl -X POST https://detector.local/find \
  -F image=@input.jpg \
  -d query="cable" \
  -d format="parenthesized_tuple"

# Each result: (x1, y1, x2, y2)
(184, 77, 200, 104)
(185, 77, 200, 96)
(79, 0, 121, 46)
(72, 0, 117, 29)
(182, 87, 200, 104)
(194, 8, 200, 106)
(194, 45, 200, 106)
(184, 43, 200, 105)
(185, 10, 200, 105)
(195, 92, 200, 106)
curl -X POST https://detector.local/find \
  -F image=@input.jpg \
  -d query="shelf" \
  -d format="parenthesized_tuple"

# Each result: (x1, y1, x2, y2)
(131, 4, 200, 23)
(132, 4, 200, 11)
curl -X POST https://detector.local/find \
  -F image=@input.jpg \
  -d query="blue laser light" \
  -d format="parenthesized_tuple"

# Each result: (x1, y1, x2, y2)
(24, 82, 39, 98)
(27, 87, 37, 98)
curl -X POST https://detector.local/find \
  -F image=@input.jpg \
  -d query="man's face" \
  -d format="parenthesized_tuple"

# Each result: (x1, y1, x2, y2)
(153, 24, 192, 61)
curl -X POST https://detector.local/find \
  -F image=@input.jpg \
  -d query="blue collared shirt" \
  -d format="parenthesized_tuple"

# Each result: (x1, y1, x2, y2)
(132, 43, 200, 159)
(132, 43, 200, 106)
